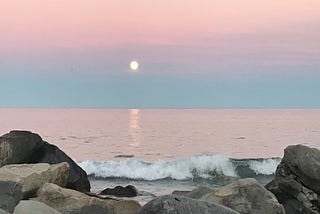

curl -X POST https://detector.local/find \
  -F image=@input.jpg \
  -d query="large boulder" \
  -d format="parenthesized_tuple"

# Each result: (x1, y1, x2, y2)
(13, 200, 61, 214)
(0, 163, 69, 198)
(100, 185, 138, 197)
(135, 195, 239, 214)
(0, 131, 43, 166)
(266, 144, 320, 214)
(0, 181, 22, 213)
(172, 186, 213, 199)
(0, 131, 90, 192)
(33, 183, 141, 214)
(202, 178, 285, 214)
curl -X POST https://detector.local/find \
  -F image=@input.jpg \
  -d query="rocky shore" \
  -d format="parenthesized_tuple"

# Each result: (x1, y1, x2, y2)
(1, 130, 320, 214)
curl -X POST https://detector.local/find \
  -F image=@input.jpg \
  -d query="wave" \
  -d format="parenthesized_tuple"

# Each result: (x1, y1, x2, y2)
(78, 155, 281, 181)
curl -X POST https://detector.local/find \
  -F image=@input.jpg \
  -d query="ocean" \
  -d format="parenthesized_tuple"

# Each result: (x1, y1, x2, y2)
(1, 108, 320, 204)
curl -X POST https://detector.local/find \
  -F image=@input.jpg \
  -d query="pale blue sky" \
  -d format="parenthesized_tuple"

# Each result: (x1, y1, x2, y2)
(0, 1, 319, 108)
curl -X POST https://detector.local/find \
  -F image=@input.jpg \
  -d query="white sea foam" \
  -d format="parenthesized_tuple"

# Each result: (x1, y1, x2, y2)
(78, 155, 237, 180)
(78, 155, 280, 180)
(248, 158, 281, 175)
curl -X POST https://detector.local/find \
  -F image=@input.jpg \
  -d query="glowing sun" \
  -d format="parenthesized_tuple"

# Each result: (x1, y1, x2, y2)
(130, 60, 139, 71)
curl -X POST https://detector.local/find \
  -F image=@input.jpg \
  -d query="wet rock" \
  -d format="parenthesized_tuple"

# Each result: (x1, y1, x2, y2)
(266, 144, 320, 214)
(0, 181, 22, 213)
(13, 200, 61, 214)
(135, 195, 239, 214)
(203, 178, 285, 214)
(100, 185, 138, 197)
(33, 183, 141, 214)
(0, 131, 90, 192)
(0, 162, 69, 198)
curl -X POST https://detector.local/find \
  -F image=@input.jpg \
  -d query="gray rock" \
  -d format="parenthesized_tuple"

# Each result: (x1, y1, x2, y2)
(171, 190, 191, 197)
(203, 178, 285, 214)
(0, 163, 69, 198)
(135, 195, 239, 214)
(33, 183, 141, 214)
(280, 144, 320, 194)
(0, 131, 90, 192)
(172, 186, 213, 199)
(266, 144, 320, 214)
(13, 200, 61, 214)
(0, 209, 9, 214)
(67, 205, 111, 214)
(0, 181, 22, 213)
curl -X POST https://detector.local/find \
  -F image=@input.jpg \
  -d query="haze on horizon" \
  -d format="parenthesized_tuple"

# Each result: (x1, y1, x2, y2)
(0, 0, 319, 108)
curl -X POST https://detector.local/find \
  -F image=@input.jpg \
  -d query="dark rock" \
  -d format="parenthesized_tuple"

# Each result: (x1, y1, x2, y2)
(203, 178, 285, 214)
(0, 181, 22, 213)
(33, 141, 90, 192)
(0, 131, 90, 192)
(266, 144, 320, 214)
(0, 131, 43, 166)
(135, 195, 240, 214)
(100, 185, 138, 197)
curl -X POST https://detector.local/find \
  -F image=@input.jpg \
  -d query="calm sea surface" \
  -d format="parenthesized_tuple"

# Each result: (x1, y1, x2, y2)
(1, 108, 319, 161)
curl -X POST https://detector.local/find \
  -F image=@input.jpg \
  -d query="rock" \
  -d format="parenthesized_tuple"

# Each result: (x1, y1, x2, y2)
(202, 178, 285, 214)
(186, 186, 213, 199)
(100, 185, 138, 197)
(0, 181, 22, 213)
(0, 209, 9, 214)
(0, 131, 43, 166)
(172, 186, 213, 199)
(171, 190, 191, 197)
(0, 162, 69, 199)
(33, 183, 141, 214)
(266, 144, 320, 214)
(13, 200, 61, 214)
(0, 131, 90, 192)
(135, 195, 240, 214)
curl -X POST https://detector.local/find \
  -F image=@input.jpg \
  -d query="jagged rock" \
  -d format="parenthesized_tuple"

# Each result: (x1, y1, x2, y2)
(33, 183, 141, 214)
(202, 178, 285, 214)
(0, 162, 69, 198)
(100, 185, 138, 197)
(13, 200, 61, 214)
(0, 131, 90, 192)
(135, 195, 239, 214)
(266, 144, 320, 214)
(0, 181, 22, 213)
(172, 186, 213, 199)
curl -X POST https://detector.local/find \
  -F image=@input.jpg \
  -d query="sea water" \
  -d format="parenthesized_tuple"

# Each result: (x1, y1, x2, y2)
(1, 108, 320, 203)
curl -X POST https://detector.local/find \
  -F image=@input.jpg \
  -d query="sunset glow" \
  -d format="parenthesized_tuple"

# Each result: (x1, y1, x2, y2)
(0, 0, 319, 107)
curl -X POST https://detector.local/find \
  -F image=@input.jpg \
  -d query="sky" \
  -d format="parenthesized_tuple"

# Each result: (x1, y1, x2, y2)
(0, 0, 319, 108)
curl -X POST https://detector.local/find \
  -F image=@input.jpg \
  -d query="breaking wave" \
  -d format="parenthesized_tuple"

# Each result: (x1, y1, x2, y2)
(78, 155, 280, 181)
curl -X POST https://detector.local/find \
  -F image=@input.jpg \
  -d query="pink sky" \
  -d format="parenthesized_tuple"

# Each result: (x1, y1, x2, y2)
(1, 0, 320, 49)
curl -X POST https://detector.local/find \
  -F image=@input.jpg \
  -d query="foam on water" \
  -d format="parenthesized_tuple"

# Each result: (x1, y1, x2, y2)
(248, 158, 281, 175)
(78, 155, 280, 181)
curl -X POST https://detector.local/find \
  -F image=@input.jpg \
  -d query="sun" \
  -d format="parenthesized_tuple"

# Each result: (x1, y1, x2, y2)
(130, 60, 139, 71)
